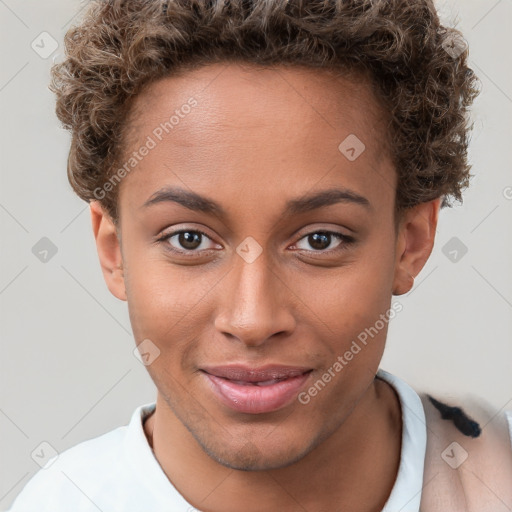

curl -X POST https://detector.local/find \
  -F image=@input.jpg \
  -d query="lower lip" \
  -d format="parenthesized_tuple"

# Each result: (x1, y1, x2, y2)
(202, 371, 312, 414)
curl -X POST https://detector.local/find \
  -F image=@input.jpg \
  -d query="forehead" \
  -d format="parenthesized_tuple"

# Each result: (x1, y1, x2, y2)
(119, 62, 395, 222)
(128, 62, 389, 152)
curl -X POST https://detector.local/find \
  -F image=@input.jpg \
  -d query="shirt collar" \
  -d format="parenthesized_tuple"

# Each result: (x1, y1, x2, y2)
(377, 368, 427, 512)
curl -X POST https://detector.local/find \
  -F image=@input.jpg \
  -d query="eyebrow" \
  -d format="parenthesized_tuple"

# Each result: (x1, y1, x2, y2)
(141, 186, 372, 217)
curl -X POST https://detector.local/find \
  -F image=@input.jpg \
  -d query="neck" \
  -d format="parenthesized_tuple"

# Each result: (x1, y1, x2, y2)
(143, 376, 402, 512)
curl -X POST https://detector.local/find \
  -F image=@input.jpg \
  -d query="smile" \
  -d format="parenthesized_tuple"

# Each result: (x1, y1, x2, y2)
(200, 365, 313, 414)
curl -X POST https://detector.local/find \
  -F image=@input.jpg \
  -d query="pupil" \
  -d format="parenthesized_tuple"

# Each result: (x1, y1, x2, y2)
(180, 232, 201, 250)
(309, 232, 330, 250)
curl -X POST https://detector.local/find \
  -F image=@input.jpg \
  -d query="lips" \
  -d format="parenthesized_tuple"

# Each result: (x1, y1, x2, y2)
(201, 365, 312, 414)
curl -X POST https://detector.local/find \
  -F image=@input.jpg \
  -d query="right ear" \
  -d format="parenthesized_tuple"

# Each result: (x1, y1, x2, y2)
(89, 201, 127, 301)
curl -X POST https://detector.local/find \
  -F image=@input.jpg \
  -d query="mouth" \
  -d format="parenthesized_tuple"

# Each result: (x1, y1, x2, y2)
(200, 365, 313, 414)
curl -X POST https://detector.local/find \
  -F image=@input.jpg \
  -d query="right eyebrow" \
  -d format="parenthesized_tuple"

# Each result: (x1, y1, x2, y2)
(141, 186, 227, 216)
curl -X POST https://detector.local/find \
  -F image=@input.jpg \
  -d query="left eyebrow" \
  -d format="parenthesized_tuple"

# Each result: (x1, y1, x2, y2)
(140, 186, 372, 217)
(283, 188, 372, 215)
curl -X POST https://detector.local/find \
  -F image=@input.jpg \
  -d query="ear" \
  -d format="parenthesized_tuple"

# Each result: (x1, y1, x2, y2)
(392, 198, 441, 296)
(89, 201, 127, 301)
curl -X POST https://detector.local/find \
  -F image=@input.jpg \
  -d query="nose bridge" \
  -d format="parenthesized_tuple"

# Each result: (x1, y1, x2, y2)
(214, 247, 295, 346)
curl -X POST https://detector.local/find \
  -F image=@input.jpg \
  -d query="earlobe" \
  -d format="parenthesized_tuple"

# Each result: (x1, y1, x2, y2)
(89, 201, 127, 301)
(392, 198, 441, 296)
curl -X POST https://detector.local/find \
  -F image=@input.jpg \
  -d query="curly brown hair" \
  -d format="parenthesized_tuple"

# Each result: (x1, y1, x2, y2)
(49, 0, 481, 226)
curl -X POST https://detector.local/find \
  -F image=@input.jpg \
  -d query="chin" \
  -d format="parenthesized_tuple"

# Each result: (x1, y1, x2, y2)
(191, 429, 319, 472)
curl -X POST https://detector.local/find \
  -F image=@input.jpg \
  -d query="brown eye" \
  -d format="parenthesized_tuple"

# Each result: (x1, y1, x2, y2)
(294, 231, 355, 253)
(308, 232, 332, 250)
(157, 229, 219, 254)
(178, 231, 202, 250)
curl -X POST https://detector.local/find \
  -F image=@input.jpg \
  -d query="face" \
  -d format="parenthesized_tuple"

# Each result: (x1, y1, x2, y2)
(92, 63, 436, 471)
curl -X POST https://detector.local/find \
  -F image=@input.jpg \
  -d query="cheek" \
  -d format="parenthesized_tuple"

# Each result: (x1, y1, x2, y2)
(294, 243, 397, 386)
(124, 259, 219, 349)
(295, 250, 395, 333)
(297, 265, 396, 421)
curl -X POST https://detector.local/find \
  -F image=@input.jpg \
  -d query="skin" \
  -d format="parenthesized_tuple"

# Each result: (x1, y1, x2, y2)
(90, 63, 440, 511)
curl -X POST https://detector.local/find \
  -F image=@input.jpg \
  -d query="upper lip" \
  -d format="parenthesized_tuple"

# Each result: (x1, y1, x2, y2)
(201, 365, 312, 382)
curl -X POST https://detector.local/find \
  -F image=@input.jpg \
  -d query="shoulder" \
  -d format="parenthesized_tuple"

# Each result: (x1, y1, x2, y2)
(418, 391, 512, 512)
(7, 423, 129, 512)
(418, 391, 512, 445)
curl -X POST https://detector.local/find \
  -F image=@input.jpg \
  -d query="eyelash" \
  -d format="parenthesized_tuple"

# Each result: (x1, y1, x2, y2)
(156, 228, 355, 257)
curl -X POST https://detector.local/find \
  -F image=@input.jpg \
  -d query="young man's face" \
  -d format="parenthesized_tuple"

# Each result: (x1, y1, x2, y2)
(92, 63, 438, 470)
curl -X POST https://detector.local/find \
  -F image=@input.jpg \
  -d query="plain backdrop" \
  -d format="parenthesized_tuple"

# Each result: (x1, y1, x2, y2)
(1, 0, 511, 509)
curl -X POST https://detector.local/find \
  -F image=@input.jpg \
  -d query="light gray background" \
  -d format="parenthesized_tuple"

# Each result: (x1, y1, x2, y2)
(1, 0, 511, 509)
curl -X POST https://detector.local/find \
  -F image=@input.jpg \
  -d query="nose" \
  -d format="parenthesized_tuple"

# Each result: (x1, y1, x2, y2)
(214, 248, 296, 348)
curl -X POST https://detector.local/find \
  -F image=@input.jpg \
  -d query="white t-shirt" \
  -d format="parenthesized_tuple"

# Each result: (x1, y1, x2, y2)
(7, 369, 512, 512)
